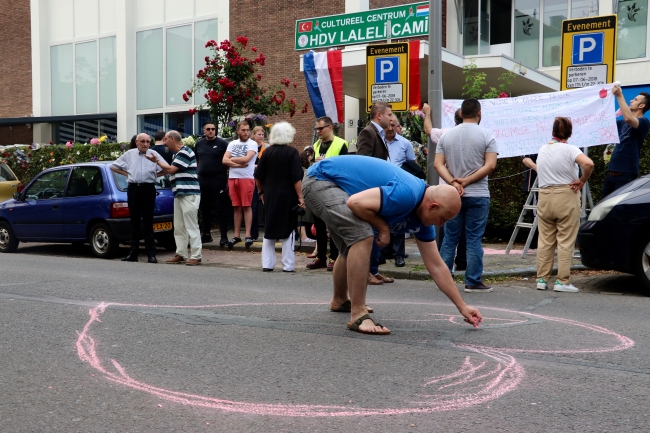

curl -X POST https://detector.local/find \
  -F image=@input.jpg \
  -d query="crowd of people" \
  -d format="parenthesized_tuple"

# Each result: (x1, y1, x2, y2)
(110, 84, 649, 335)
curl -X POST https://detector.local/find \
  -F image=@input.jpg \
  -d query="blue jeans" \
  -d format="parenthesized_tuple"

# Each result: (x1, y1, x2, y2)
(439, 196, 490, 286)
(602, 171, 636, 199)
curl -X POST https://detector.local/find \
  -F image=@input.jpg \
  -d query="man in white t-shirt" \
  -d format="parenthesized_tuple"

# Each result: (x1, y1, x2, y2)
(222, 121, 258, 249)
(434, 98, 498, 293)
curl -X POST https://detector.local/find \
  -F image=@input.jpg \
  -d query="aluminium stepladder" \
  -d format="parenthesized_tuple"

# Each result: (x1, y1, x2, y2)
(505, 178, 538, 258)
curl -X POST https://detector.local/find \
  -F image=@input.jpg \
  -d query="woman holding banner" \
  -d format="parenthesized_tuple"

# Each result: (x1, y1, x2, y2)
(535, 117, 594, 293)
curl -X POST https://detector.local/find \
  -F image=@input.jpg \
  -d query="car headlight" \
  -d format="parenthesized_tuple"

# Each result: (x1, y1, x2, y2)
(588, 192, 632, 221)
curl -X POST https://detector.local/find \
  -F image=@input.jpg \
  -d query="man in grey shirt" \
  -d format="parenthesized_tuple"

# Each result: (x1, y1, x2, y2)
(434, 98, 498, 293)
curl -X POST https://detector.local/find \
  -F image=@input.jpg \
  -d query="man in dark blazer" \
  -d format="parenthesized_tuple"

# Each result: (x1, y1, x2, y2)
(356, 102, 394, 285)
(356, 102, 392, 160)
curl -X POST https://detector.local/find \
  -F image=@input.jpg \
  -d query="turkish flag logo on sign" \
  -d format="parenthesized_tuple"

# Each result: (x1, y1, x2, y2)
(299, 21, 312, 33)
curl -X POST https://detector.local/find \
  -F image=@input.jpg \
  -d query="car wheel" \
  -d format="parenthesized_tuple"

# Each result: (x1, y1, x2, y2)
(89, 223, 118, 258)
(633, 233, 650, 294)
(0, 221, 19, 253)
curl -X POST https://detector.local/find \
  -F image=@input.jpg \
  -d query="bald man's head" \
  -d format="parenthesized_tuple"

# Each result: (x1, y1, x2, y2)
(135, 133, 151, 153)
(417, 184, 461, 226)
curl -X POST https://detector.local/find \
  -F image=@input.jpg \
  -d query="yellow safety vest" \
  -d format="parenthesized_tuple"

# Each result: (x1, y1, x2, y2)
(314, 136, 348, 158)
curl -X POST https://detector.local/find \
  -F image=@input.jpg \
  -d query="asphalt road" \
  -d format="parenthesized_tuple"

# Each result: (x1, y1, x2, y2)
(1, 250, 649, 432)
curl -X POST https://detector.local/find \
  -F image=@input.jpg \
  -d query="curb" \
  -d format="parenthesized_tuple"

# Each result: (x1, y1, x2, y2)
(380, 264, 589, 281)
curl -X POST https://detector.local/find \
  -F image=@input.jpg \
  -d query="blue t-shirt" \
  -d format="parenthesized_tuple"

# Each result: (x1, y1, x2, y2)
(307, 155, 436, 242)
(608, 117, 650, 175)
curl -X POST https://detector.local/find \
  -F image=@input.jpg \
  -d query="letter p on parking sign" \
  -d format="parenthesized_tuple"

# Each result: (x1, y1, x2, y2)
(572, 33, 604, 64)
(375, 57, 399, 83)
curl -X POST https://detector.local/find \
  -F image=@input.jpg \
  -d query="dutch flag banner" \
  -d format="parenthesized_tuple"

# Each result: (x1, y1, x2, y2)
(303, 50, 344, 123)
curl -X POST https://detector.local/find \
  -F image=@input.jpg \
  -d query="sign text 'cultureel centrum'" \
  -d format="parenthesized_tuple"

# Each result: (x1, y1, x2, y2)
(295, 2, 429, 50)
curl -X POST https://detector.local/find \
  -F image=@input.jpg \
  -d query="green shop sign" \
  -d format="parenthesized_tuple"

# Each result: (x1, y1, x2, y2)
(295, 2, 429, 51)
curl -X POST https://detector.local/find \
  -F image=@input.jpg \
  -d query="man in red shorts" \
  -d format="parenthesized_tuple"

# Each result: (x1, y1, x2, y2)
(223, 121, 258, 249)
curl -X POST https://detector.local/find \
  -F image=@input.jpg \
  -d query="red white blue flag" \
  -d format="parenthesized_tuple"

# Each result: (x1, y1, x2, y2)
(303, 50, 343, 123)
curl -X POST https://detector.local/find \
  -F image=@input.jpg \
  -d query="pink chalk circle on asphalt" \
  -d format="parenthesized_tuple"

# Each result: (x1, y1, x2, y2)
(75, 301, 633, 417)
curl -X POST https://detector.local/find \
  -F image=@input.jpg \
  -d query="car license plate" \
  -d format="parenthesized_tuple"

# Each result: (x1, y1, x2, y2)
(153, 222, 172, 232)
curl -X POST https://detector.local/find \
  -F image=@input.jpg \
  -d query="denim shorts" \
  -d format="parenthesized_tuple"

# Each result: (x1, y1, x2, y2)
(302, 174, 374, 256)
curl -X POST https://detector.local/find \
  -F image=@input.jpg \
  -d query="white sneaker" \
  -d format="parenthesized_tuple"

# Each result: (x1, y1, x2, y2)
(301, 238, 316, 244)
(553, 280, 579, 293)
(536, 278, 548, 290)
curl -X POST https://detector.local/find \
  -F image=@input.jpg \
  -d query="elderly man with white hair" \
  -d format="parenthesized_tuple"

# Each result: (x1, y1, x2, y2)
(146, 130, 202, 266)
(110, 132, 165, 263)
(254, 122, 305, 272)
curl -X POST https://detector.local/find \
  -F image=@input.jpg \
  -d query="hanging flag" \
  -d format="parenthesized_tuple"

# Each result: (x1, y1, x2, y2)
(303, 50, 343, 123)
(408, 40, 421, 109)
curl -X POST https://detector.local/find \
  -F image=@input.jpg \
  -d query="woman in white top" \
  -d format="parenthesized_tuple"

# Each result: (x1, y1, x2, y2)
(535, 117, 594, 293)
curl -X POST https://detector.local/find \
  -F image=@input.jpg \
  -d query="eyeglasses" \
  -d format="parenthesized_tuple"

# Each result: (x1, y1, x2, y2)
(204, 128, 216, 131)
(314, 125, 331, 132)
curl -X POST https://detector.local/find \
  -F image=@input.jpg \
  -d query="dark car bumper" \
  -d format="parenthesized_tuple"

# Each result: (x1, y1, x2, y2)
(578, 221, 637, 273)
(106, 215, 174, 241)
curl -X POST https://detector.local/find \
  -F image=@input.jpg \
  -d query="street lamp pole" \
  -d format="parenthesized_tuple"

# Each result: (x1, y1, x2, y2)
(427, 0, 442, 187)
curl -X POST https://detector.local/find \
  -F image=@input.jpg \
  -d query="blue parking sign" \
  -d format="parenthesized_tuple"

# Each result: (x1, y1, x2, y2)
(375, 57, 399, 83)
(572, 33, 604, 65)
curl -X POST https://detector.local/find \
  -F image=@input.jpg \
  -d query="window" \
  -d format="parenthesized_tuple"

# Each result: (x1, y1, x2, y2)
(167, 111, 193, 137)
(514, 0, 540, 68)
(542, 0, 567, 67)
(66, 166, 103, 197)
(139, 114, 164, 136)
(0, 163, 17, 182)
(99, 37, 118, 112)
(76, 120, 100, 143)
(194, 19, 218, 103)
(51, 37, 116, 116)
(136, 28, 164, 109)
(51, 44, 74, 116)
(25, 170, 70, 201)
(52, 118, 117, 143)
(571, 0, 597, 18)
(463, 0, 479, 55)
(166, 25, 192, 106)
(76, 41, 98, 114)
(618, 0, 648, 60)
(490, 0, 512, 45)
(136, 20, 218, 111)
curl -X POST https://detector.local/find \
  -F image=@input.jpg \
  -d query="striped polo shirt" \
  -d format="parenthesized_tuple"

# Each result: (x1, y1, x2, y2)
(171, 145, 200, 196)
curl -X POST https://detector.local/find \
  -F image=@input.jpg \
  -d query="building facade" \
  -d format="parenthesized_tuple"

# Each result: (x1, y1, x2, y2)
(0, 0, 648, 146)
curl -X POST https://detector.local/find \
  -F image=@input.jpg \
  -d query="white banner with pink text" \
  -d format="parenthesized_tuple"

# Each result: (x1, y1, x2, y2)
(441, 83, 619, 158)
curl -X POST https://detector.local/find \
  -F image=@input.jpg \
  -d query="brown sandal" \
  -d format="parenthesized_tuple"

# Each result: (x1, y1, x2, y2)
(347, 314, 390, 335)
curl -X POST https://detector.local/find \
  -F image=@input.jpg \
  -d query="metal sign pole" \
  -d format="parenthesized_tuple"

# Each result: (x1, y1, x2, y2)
(581, 147, 589, 223)
(427, 0, 442, 187)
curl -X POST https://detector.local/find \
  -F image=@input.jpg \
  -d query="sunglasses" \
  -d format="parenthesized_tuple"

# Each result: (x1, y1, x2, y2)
(314, 125, 331, 132)
(204, 128, 216, 131)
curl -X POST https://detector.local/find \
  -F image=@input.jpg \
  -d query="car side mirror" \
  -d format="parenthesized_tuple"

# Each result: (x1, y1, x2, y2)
(13, 192, 23, 201)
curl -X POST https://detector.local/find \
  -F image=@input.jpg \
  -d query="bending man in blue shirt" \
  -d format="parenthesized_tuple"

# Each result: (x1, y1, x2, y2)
(303, 155, 483, 335)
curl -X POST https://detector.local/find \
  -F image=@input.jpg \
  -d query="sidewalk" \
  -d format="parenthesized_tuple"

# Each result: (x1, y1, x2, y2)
(197, 230, 585, 280)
